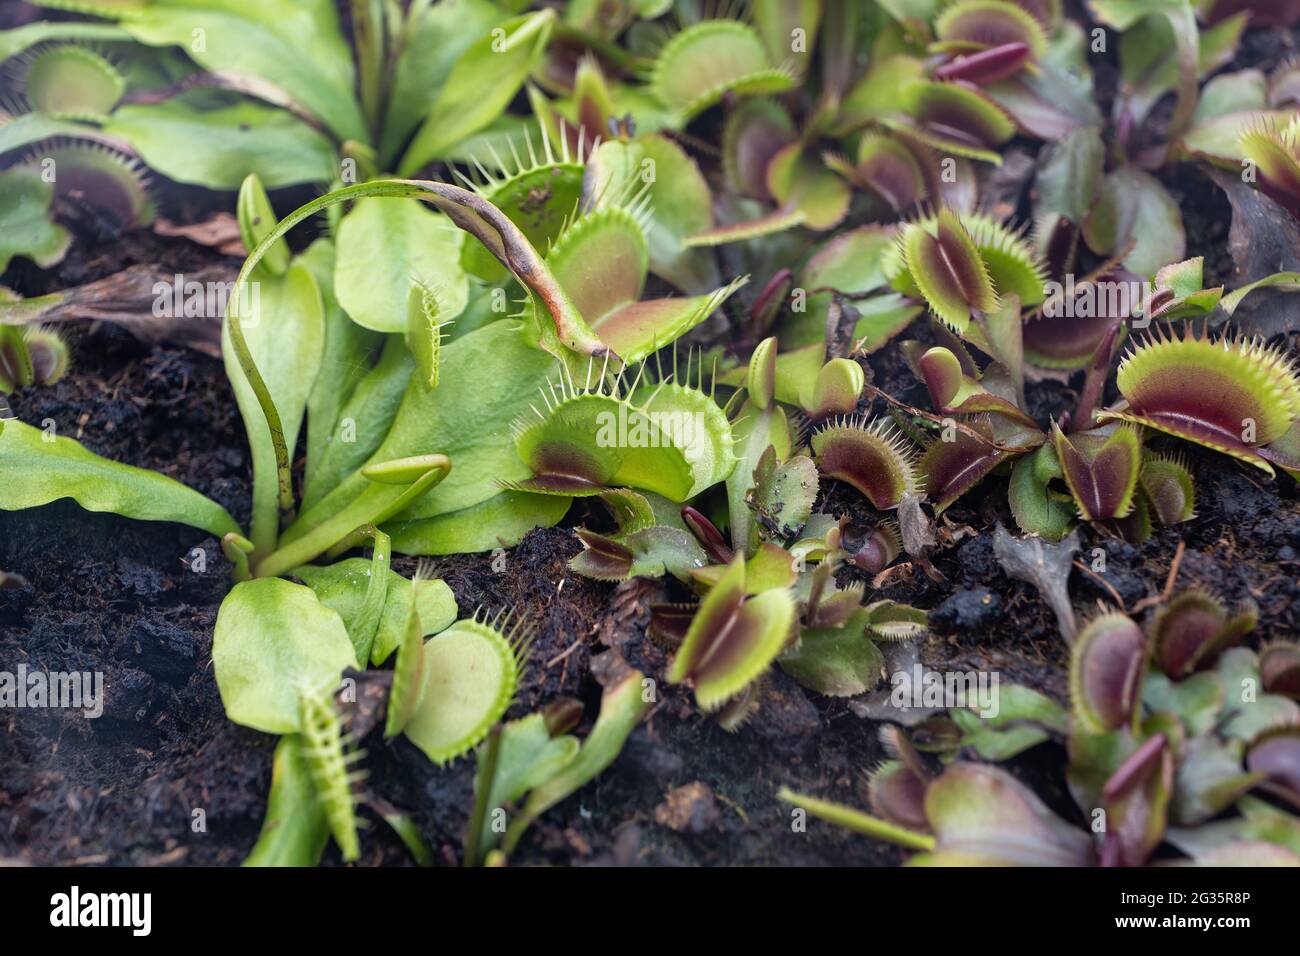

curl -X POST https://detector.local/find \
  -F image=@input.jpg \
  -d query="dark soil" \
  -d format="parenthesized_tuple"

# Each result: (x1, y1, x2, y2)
(3, 10, 1300, 868)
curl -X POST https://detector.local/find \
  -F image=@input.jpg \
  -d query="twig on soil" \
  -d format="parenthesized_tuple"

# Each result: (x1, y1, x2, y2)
(1130, 540, 1185, 614)
(545, 638, 584, 669)
(1072, 559, 1126, 611)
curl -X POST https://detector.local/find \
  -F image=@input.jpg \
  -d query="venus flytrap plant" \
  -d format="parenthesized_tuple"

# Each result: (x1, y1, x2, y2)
(1097, 324, 1300, 475)
(0, 323, 70, 393)
(2, 164, 727, 862)
(782, 593, 1300, 866)
(668, 555, 797, 711)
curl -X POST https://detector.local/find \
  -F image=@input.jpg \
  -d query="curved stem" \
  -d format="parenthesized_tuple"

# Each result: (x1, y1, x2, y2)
(228, 180, 610, 540)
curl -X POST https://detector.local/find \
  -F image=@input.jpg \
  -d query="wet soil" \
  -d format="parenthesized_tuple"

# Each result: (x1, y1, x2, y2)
(3, 11, 1300, 867)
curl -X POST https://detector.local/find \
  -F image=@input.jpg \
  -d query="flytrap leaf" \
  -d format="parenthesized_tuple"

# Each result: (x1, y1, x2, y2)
(212, 578, 357, 735)
(915, 346, 1038, 427)
(22, 43, 124, 120)
(1239, 116, 1300, 217)
(764, 142, 853, 232)
(934, 42, 1034, 87)
(889, 80, 1017, 164)
(569, 525, 709, 583)
(668, 557, 797, 710)
(722, 98, 798, 201)
(455, 124, 585, 284)
(1100, 325, 1300, 473)
(586, 135, 720, 293)
(830, 133, 929, 212)
(779, 612, 886, 698)
(1260, 642, 1300, 698)
(914, 763, 1094, 865)
(1050, 423, 1142, 521)
(512, 359, 735, 501)
(811, 416, 919, 511)
(893, 209, 998, 332)
(1139, 453, 1196, 525)
(650, 20, 795, 123)
(402, 612, 527, 765)
(1024, 271, 1133, 371)
(933, 0, 1049, 61)
(800, 357, 864, 419)
(1069, 612, 1146, 734)
(921, 417, 1023, 513)
(0, 417, 239, 538)
(17, 140, 154, 229)
(886, 210, 1047, 329)
(0, 324, 69, 391)
(298, 689, 363, 862)
(1150, 590, 1258, 679)
(541, 204, 747, 364)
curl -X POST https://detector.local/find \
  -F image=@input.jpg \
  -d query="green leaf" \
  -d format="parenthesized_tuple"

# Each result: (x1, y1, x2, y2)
(302, 333, 411, 514)
(102, 93, 337, 189)
(781, 621, 885, 698)
(236, 173, 289, 277)
(0, 165, 70, 272)
(379, 0, 507, 167)
(403, 615, 523, 764)
(222, 261, 324, 555)
(399, 10, 556, 176)
(950, 684, 1068, 760)
(242, 735, 329, 867)
(1008, 443, 1075, 541)
(292, 557, 456, 666)
(334, 198, 468, 334)
(0, 418, 239, 537)
(471, 712, 580, 860)
(0, 20, 131, 62)
(120, 0, 366, 143)
(1083, 167, 1185, 276)
(297, 237, 384, 507)
(212, 578, 357, 734)
(286, 320, 557, 556)
(0, 112, 97, 156)
(503, 669, 648, 854)
(385, 490, 571, 555)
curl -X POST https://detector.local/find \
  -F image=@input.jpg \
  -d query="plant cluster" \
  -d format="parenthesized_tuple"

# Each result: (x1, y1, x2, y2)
(782, 592, 1300, 865)
(2, 0, 1300, 867)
